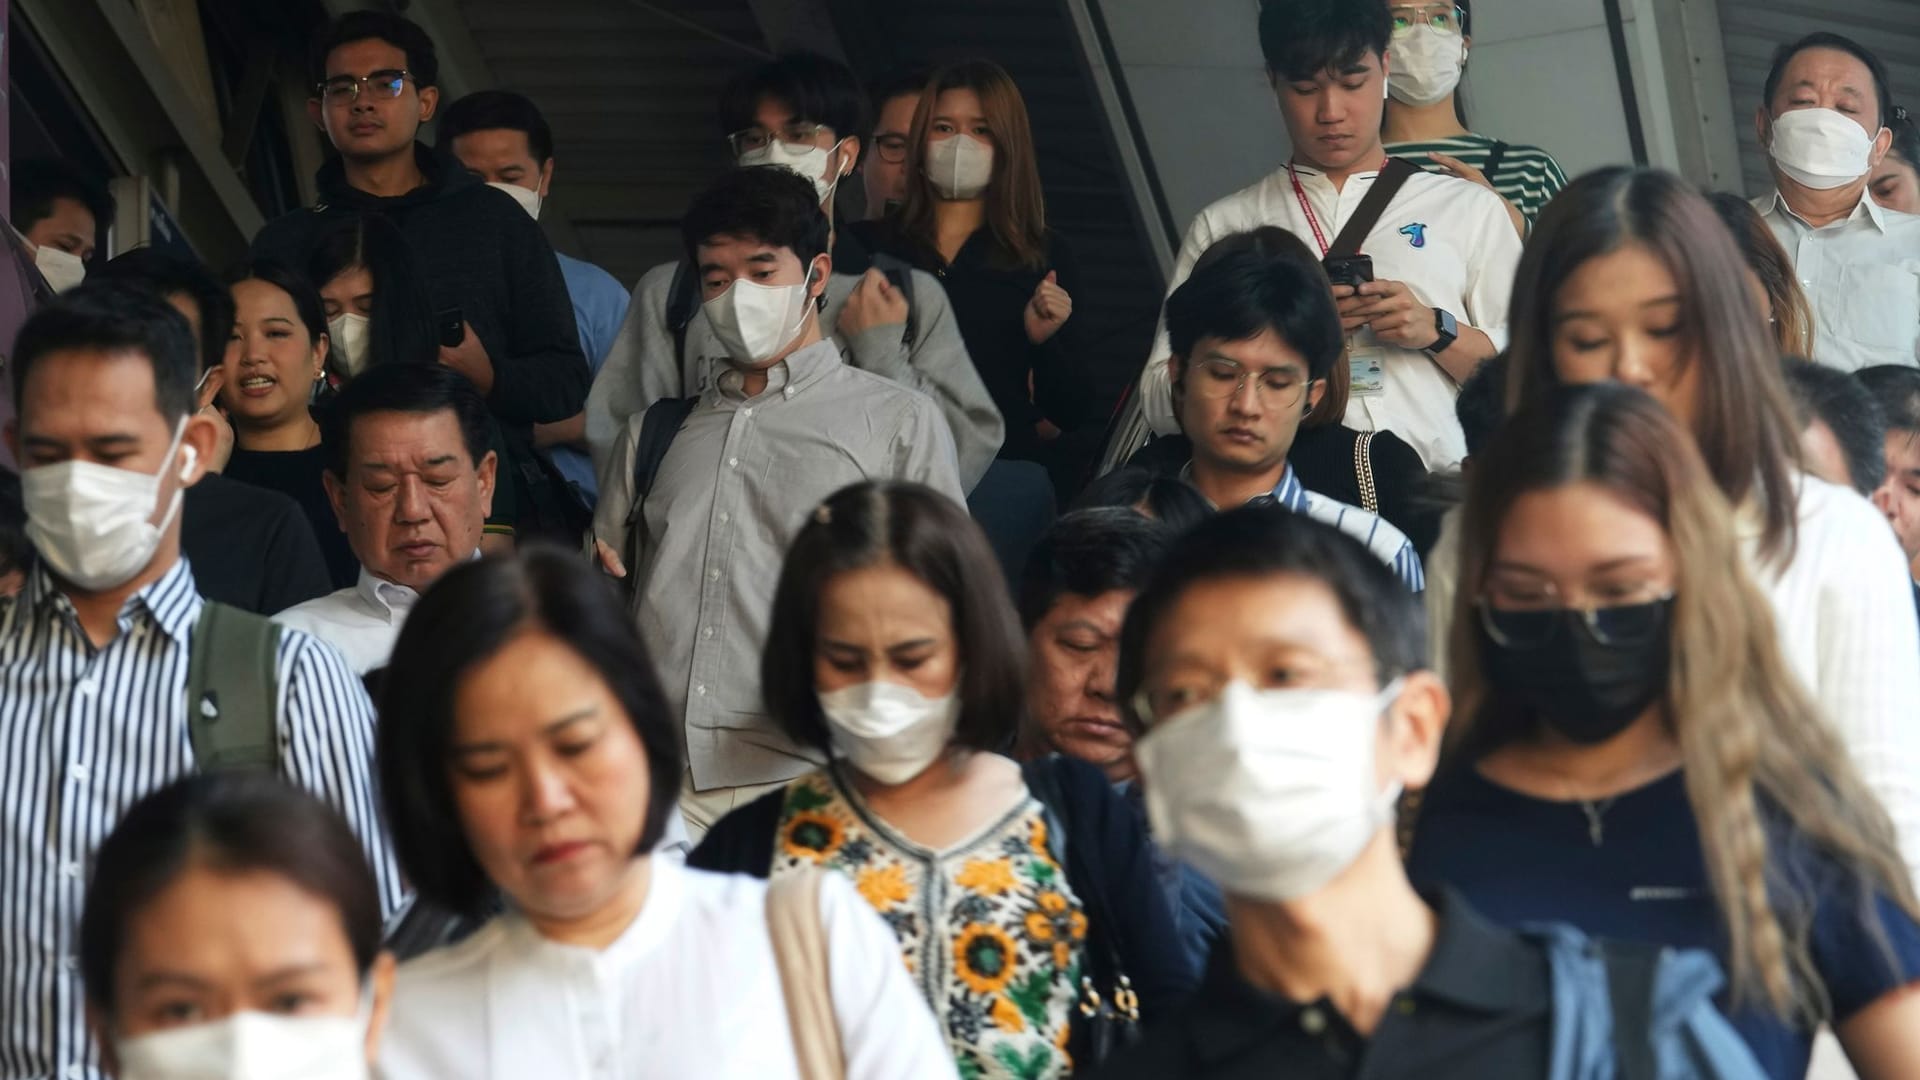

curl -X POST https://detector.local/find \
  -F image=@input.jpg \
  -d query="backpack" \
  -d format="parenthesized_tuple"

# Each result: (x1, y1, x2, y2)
(663, 255, 920, 374)
(185, 600, 282, 771)
(618, 395, 700, 595)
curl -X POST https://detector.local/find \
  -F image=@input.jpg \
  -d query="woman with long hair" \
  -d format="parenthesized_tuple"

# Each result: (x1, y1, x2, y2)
(1706, 191, 1815, 358)
(1408, 383, 1920, 1079)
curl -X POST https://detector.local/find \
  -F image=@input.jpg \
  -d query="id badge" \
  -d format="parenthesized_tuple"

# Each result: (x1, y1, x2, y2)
(1349, 351, 1387, 397)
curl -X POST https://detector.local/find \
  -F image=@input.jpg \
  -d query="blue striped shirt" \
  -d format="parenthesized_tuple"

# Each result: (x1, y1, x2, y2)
(1184, 464, 1423, 592)
(0, 559, 401, 1080)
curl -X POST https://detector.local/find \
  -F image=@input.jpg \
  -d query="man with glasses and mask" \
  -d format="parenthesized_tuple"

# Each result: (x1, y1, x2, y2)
(860, 65, 932, 221)
(252, 12, 589, 510)
(1752, 32, 1920, 371)
(1164, 229, 1422, 590)
(585, 51, 1000, 496)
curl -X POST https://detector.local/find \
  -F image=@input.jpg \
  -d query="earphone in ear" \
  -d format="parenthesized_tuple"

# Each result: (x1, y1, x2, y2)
(179, 445, 200, 480)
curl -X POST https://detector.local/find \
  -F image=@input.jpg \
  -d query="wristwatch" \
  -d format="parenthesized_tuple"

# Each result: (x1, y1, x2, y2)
(1425, 308, 1459, 356)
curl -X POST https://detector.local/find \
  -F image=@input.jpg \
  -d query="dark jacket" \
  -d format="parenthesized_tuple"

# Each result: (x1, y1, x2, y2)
(181, 474, 333, 615)
(251, 145, 588, 427)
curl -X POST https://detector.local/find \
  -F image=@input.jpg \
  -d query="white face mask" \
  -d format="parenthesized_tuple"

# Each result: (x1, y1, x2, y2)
(738, 139, 850, 206)
(701, 264, 818, 365)
(818, 680, 962, 785)
(115, 1009, 370, 1080)
(1388, 27, 1466, 107)
(1132, 679, 1404, 903)
(34, 245, 86, 294)
(486, 179, 543, 222)
(327, 313, 373, 378)
(925, 135, 994, 200)
(1768, 107, 1883, 190)
(23, 417, 195, 592)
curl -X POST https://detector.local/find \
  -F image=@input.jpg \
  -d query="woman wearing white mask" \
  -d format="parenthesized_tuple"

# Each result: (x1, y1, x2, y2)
(78, 772, 396, 1080)
(375, 548, 954, 1079)
(1381, 0, 1567, 231)
(693, 481, 1198, 1078)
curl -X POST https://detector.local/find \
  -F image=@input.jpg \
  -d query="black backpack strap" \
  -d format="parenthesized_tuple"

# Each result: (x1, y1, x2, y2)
(1603, 941, 1662, 1080)
(186, 601, 282, 772)
(1482, 140, 1511, 184)
(665, 259, 701, 373)
(1326, 157, 1422, 259)
(622, 395, 700, 580)
(1020, 757, 1072, 869)
(870, 252, 920, 348)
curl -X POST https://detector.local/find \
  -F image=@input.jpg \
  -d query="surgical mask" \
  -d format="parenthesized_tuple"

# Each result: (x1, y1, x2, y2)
(23, 418, 195, 592)
(1477, 599, 1672, 746)
(818, 680, 962, 784)
(701, 265, 817, 365)
(486, 180, 543, 221)
(925, 135, 994, 200)
(739, 139, 849, 206)
(327, 313, 373, 378)
(35, 245, 86, 294)
(1768, 107, 1882, 190)
(115, 1008, 371, 1080)
(1132, 679, 1404, 903)
(1388, 26, 1466, 106)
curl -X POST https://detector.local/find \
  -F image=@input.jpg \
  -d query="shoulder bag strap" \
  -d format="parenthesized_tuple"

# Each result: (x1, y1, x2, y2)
(1482, 140, 1511, 184)
(1353, 431, 1379, 514)
(1603, 942, 1661, 1080)
(765, 867, 846, 1080)
(186, 601, 282, 772)
(1325, 157, 1422, 259)
(665, 260, 700, 372)
(870, 253, 919, 348)
(622, 396, 699, 595)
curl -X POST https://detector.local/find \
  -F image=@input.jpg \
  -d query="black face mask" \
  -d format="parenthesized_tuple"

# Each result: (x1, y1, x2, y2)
(1476, 599, 1673, 745)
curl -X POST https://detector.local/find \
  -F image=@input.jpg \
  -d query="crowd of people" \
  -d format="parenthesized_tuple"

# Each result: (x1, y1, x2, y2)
(1, 0, 1918, 1077)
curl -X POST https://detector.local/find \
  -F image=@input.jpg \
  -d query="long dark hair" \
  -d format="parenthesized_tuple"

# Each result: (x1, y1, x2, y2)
(896, 59, 1049, 270)
(226, 259, 330, 372)
(1507, 167, 1801, 562)
(306, 212, 441, 370)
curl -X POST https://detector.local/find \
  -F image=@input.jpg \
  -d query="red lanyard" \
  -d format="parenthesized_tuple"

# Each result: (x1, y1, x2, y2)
(1287, 164, 1332, 257)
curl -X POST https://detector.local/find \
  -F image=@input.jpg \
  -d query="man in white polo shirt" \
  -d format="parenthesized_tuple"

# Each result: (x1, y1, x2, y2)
(1752, 32, 1920, 371)
(275, 363, 494, 675)
(1136, 0, 1519, 472)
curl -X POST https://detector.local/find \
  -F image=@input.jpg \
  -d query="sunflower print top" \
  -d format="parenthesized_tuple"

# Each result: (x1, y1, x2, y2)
(771, 766, 1087, 1080)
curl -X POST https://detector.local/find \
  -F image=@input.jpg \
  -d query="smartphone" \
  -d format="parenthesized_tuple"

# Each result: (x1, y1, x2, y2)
(1322, 254, 1375, 289)
(435, 307, 465, 349)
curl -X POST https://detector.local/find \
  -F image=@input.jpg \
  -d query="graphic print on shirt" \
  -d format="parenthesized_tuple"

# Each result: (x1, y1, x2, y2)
(1399, 222, 1429, 249)
(770, 769, 1086, 1080)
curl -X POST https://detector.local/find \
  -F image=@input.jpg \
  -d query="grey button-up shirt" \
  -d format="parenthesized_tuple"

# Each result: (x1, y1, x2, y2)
(1755, 189, 1920, 370)
(613, 338, 965, 789)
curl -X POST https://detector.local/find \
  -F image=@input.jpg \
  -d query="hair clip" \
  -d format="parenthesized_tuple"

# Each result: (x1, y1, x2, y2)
(813, 504, 833, 525)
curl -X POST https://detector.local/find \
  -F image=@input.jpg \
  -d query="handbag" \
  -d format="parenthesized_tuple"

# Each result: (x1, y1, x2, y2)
(766, 868, 847, 1080)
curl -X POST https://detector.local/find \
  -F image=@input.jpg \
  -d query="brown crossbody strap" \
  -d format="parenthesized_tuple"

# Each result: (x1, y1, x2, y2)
(1325, 157, 1422, 259)
(766, 868, 846, 1080)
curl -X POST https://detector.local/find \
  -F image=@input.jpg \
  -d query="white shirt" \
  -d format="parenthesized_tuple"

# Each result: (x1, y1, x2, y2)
(273, 566, 429, 675)
(1139, 163, 1522, 470)
(1424, 476, 1920, 884)
(1754, 189, 1920, 371)
(377, 859, 956, 1080)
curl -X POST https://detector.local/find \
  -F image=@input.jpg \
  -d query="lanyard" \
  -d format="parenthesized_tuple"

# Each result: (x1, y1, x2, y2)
(1287, 164, 1333, 257)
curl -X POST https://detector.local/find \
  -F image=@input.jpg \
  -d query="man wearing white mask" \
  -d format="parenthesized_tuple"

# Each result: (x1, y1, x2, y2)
(10, 158, 113, 294)
(1096, 506, 1768, 1079)
(593, 167, 964, 838)
(1753, 32, 1920, 371)
(584, 52, 1001, 494)
(438, 89, 631, 508)
(0, 282, 402, 1080)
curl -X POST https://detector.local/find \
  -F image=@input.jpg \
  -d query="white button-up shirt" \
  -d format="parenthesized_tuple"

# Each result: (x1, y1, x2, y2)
(1754, 189, 1920, 371)
(1138, 163, 1522, 470)
(274, 566, 432, 675)
(378, 858, 957, 1080)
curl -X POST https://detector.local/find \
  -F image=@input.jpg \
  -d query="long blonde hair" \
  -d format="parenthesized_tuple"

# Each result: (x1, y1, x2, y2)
(1448, 382, 1918, 1021)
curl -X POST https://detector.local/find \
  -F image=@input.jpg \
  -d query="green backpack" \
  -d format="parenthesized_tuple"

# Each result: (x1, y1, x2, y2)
(185, 601, 282, 771)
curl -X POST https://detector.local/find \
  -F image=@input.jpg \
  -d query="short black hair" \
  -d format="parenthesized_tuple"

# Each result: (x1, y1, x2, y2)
(321, 361, 492, 479)
(306, 213, 441, 370)
(1258, 0, 1391, 82)
(437, 89, 555, 163)
(1856, 364, 1920, 434)
(229, 260, 330, 356)
(1782, 358, 1886, 497)
(310, 10, 439, 90)
(378, 548, 683, 918)
(719, 51, 868, 143)
(1072, 467, 1213, 534)
(78, 772, 383, 1015)
(12, 281, 197, 425)
(1762, 32, 1892, 127)
(1117, 505, 1425, 729)
(10, 158, 114, 238)
(1018, 508, 1176, 630)
(1164, 226, 1344, 383)
(681, 165, 832, 270)
(92, 248, 234, 372)
(1456, 353, 1510, 457)
(765, 482, 1028, 756)
(868, 63, 933, 124)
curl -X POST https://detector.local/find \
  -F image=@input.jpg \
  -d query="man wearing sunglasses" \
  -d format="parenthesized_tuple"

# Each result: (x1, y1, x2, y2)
(252, 11, 589, 539)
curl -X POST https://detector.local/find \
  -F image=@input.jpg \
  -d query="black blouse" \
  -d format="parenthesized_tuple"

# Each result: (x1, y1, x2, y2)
(224, 445, 358, 590)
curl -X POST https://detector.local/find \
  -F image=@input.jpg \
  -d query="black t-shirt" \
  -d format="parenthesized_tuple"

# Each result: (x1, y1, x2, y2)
(180, 473, 332, 614)
(224, 445, 356, 589)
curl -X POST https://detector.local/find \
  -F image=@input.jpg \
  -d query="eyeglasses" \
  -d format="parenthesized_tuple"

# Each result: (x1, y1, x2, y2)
(728, 123, 835, 158)
(1389, 4, 1465, 36)
(1186, 356, 1311, 407)
(316, 70, 412, 105)
(1477, 578, 1674, 650)
(871, 133, 910, 164)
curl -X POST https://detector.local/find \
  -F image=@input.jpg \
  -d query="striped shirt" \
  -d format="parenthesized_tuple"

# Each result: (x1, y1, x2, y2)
(1187, 464, 1425, 592)
(1386, 134, 1569, 226)
(0, 559, 402, 1080)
